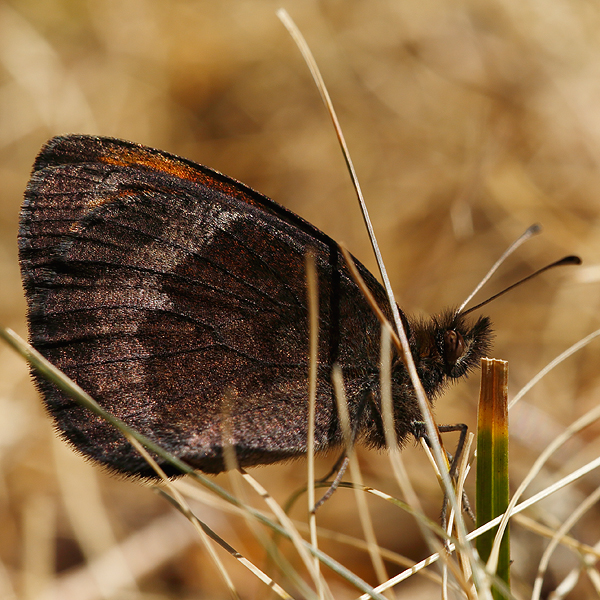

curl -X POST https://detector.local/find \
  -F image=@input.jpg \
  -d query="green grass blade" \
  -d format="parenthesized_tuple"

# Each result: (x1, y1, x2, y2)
(476, 358, 510, 598)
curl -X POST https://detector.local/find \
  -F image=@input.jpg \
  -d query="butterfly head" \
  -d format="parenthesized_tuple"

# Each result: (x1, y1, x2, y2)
(402, 310, 493, 396)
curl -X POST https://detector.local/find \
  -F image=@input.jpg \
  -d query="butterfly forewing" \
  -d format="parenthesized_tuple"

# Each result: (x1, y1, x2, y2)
(19, 135, 393, 476)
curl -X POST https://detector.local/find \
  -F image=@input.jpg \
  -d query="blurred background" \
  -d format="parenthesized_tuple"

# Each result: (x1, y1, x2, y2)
(1, 1, 599, 598)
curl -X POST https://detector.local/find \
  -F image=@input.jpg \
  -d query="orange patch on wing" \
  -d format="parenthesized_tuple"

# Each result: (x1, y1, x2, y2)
(96, 145, 258, 206)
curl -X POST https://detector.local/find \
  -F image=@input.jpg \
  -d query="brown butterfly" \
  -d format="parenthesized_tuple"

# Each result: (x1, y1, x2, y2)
(19, 134, 492, 477)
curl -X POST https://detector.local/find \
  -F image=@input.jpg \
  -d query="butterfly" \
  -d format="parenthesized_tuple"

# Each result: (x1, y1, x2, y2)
(18, 134, 492, 478)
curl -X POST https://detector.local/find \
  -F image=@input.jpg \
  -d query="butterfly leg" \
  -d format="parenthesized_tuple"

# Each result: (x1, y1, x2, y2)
(312, 455, 350, 512)
(312, 389, 372, 511)
(412, 421, 475, 532)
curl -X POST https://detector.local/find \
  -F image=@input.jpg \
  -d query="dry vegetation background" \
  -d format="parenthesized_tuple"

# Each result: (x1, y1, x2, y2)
(1, 1, 599, 598)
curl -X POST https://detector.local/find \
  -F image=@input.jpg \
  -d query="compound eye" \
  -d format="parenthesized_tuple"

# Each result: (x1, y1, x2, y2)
(444, 330, 465, 365)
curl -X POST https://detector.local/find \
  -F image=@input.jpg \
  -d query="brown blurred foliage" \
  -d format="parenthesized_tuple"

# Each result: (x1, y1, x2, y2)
(1, 1, 599, 598)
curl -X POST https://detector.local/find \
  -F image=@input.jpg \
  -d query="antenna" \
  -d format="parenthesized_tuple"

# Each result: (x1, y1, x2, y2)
(456, 224, 542, 315)
(461, 255, 581, 317)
